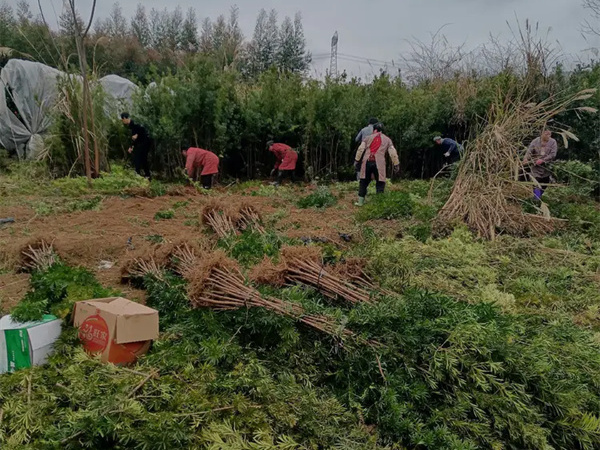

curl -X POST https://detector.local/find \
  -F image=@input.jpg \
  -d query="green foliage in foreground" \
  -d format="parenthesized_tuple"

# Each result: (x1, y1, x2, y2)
(368, 227, 600, 323)
(10, 263, 116, 322)
(3, 261, 600, 449)
(296, 186, 337, 209)
(356, 190, 415, 221)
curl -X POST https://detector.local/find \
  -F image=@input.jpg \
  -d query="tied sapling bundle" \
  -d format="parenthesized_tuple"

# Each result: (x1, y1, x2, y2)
(252, 247, 374, 305)
(237, 205, 266, 235)
(438, 88, 597, 240)
(185, 251, 354, 339)
(21, 240, 59, 272)
(202, 204, 238, 238)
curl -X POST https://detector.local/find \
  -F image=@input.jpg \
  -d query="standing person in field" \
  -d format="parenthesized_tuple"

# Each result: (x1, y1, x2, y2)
(182, 147, 220, 189)
(523, 130, 558, 200)
(354, 123, 400, 206)
(354, 118, 378, 180)
(267, 141, 298, 186)
(121, 113, 151, 180)
(434, 136, 462, 165)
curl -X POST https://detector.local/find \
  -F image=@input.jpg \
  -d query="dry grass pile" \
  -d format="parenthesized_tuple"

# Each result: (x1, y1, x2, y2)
(438, 89, 596, 239)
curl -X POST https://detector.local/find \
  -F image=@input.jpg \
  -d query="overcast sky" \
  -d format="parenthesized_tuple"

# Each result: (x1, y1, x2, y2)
(13, 0, 600, 78)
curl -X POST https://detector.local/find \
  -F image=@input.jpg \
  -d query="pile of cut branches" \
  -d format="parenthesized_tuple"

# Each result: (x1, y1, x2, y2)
(438, 88, 597, 239)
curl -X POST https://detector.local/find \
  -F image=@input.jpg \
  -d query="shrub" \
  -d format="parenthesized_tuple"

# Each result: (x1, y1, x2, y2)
(297, 186, 337, 209)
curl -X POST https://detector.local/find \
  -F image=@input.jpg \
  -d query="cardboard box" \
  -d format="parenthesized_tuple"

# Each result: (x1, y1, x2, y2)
(73, 297, 159, 365)
(0, 314, 62, 374)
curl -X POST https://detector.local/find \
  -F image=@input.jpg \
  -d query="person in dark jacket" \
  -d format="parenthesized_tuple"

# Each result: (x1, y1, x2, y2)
(434, 136, 462, 164)
(121, 112, 151, 180)
(354, 118, 378, 180)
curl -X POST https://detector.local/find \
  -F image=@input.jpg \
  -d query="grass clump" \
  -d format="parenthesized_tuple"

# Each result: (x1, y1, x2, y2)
(32, 196, 103, 216)
(357, 190, 415, 221)
(51, 165, 149, 196)
(154, 209, 175, 221)
(145, 234, 164, 244)
(296, 186, 337, 209)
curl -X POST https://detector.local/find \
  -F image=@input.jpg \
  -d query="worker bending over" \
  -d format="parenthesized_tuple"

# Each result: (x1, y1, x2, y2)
(354, 123, 399, 206)
(523, 130, 557, 200)
(434, 136, 462, 164)
(267, 141, 298, 186)
(182, 147, 219, 189)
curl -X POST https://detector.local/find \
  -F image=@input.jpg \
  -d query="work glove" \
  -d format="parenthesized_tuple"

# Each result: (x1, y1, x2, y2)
(393, 164, 400, 174)
(535, 159, 544, 166)
(128, 147, 133, 154)
(444, 151, 450, 158)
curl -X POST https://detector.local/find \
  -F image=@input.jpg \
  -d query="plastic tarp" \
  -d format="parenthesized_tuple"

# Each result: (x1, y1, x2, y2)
(98, 74, 137, 114)
(0, 59, 138, 159)
(0, 59, 62, 159)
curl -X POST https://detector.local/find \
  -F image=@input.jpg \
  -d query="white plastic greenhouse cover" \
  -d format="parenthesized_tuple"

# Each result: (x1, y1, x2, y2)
(0, 59, 138, 159)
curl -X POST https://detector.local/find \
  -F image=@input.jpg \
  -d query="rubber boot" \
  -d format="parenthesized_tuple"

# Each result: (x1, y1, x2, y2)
(354, 196, 365, 207)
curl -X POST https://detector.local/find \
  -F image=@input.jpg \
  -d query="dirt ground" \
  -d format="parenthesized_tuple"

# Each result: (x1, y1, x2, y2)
(0, 186, 362, 305)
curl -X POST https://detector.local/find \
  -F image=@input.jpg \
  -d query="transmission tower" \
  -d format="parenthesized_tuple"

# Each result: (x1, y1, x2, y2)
(330, 31, 338, 77)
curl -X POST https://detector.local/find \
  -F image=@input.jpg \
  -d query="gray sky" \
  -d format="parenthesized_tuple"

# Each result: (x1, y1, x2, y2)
(15, 0, 600, 77)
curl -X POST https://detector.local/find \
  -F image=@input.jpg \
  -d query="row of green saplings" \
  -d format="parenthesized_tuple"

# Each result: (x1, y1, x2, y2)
(3, 230, 600, 450)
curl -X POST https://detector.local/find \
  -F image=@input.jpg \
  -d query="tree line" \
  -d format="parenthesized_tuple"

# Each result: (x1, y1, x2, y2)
(0, 1, 311, 81)
(1, 1, 599, 183)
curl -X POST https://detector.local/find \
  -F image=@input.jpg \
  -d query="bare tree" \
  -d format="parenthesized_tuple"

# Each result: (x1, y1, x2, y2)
(582, 0, 600, 37)
(401, 26, 469, 84)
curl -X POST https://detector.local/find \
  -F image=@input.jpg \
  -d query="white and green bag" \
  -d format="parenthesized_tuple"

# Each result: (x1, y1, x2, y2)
(0, 315, 62, 374)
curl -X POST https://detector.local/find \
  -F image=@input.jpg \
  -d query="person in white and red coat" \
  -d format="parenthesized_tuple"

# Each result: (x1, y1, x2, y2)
(354, 123, 400, 206)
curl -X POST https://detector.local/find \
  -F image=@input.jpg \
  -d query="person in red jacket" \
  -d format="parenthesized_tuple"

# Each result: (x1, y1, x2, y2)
(182, 147, 220, 189)
(267, 141, 298, 186)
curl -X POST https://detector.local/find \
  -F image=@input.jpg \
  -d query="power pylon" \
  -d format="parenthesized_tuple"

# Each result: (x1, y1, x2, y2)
(330, 31, 338, 77)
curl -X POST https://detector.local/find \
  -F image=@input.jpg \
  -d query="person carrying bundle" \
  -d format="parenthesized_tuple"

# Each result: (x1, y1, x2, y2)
(267, 141, 298, 186)
(522, 130, 557, 200)
(182, 147, 220, 189)
(354, 123, 400, 206)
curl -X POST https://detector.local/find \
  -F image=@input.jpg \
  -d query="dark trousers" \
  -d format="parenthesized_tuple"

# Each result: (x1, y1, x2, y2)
(358, 161, 386, 197)
(201, 174, 214, 189)
(277, 170, 295, 184)
(133, 148, 151, 180)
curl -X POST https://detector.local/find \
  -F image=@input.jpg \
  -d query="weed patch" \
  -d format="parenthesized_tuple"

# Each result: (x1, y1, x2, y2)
(154, 209, 175, 221)
(356, 190, 415, 221)
(297, 186, 337, 209)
